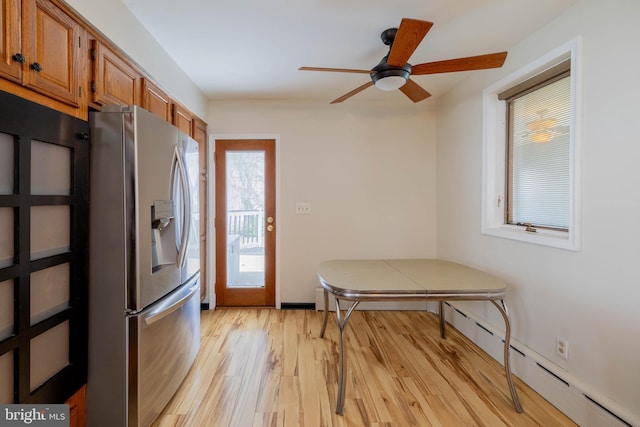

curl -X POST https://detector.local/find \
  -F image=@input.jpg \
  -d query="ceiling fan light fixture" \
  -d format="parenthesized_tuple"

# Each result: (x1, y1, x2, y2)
(373, 72, 409, 91)
(371, 58, 412, 91)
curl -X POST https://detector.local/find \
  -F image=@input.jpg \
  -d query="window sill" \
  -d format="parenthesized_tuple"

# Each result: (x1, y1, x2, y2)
(482, 225, 579, 251)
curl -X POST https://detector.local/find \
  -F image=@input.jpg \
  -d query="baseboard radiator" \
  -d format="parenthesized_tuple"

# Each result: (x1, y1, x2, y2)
(441, 302, 636, 427)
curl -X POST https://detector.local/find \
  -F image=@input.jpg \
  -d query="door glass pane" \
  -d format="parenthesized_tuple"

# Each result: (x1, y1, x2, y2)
(0, 280, 13, 340)
(30, 263, 69, 325)
(0, 351, 12, 403)
(30, 205, 70, 260)
(30, 321, 69, 391)
(31, 140, 71, 195)
(226, 151, 265, 288)
(0, 208, 13, 268)
(0, 133, 13, 194)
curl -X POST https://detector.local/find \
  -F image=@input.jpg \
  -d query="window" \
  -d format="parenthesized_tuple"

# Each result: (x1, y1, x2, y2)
(482, 39, 581, 250)
(503, 61, 570, 231)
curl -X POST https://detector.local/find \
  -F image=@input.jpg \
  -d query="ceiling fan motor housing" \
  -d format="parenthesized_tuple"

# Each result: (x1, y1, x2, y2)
(381, 28, 398, 46)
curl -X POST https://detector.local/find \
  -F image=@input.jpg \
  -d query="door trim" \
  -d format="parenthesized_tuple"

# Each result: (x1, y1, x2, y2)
(209, 134, 281, 309)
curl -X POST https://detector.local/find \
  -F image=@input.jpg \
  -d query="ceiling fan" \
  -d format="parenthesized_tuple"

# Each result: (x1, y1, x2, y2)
(299, 18, 508, 104)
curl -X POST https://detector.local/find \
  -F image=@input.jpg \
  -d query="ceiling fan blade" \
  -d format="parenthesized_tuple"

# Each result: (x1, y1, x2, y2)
(412, 52, 508, 75)
(299, 66, 371, 74)
(330, 81, 374, 104)
(399, 79, 431, 103)
(387, 18, 433, 67)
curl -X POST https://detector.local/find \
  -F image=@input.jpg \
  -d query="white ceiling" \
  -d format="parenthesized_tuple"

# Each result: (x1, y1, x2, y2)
(120, 0, 576, 105)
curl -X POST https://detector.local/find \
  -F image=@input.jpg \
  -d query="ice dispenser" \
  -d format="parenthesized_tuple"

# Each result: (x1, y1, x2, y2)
(151, 200, 176, 271)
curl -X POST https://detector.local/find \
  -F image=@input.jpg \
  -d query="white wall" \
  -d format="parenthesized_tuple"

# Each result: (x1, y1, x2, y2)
(64, 0, 208, 118)
(436, 0, 640, 422)
(209, 100, 437, 303)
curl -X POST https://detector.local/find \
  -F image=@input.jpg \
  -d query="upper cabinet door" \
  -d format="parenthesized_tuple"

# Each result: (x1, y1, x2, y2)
(141, 78, 170, 122)
(0, 0, 21, 83)
(91, 39, 140, 106)
(172, 103, 193, 136)
(22, 0, 80, 106)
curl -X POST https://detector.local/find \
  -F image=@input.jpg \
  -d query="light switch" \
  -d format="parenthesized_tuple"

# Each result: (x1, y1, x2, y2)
(295, 203, 311, 215)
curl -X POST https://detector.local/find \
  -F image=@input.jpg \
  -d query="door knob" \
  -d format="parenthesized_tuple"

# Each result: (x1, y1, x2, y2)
(267, 216, 274, 224)
(267, 225, 274, 232)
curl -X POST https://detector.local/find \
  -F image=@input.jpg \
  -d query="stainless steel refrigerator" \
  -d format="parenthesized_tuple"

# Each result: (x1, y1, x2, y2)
(87, 106, 201, 427)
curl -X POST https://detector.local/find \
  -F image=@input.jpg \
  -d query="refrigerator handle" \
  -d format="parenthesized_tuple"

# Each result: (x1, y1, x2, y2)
(143, 281, 198, 326)
(175, 147, 191, 268)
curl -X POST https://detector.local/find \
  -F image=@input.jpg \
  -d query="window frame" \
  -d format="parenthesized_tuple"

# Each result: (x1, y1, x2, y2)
(481, 38, 581, 250)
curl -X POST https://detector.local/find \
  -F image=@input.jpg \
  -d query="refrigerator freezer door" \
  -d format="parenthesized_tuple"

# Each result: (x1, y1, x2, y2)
(129, 276, 200, 427)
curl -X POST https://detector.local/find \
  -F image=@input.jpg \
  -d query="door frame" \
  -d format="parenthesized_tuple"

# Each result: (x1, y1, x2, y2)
(208, 134, 281, 309)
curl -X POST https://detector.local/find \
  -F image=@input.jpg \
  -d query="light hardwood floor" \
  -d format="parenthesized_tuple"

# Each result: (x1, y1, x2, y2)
(153, 308, 576, 427)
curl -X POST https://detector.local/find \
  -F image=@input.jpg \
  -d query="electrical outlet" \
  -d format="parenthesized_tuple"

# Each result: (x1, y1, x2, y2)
(295, 203, 311, 215)
(556, 336, 569, 360)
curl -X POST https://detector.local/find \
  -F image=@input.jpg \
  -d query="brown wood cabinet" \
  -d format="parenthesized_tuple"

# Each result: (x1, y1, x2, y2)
(2, 0, 208, 124)
(22, 0, 82, 106)
(1, 0, 83, 107)
(65, 385, 86, 427)
(141, 77, 171, 121)
(0, 0, 84, 117)
(91, 39, 140, 106)
(172, 102, 193, 135)
(0, 0, 21, 82)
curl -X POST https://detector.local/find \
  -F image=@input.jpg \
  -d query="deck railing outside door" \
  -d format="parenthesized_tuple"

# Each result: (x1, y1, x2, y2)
(227, 210, 264, 249)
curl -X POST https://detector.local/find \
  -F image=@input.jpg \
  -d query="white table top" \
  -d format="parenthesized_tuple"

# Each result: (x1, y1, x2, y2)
(318, 259, 507, 299)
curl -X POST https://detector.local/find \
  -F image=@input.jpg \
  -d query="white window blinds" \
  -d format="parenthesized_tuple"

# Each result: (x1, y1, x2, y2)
(506, 73, 571, 230)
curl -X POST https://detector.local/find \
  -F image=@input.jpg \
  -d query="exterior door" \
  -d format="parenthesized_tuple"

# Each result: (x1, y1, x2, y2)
(215, 139, 275, 306)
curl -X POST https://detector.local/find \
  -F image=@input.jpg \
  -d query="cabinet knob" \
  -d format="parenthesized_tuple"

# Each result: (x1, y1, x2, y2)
(12, 53, 25, 64)
(30, 62, 43, 72)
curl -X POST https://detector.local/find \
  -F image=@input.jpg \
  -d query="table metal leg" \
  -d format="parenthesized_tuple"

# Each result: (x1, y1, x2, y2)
(491, 299, 524, 413)
(319, 289, 329, 338)
(334, 297, 359, 415)
(439, 301, 446, 339)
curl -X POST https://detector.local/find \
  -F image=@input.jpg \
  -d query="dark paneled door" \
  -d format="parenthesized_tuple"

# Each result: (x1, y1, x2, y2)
(0, 90, 89, 404)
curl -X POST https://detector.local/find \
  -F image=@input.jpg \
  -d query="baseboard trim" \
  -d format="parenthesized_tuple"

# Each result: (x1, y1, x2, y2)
(442, 303, 636, 427)
(281, 303, 315, 310)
